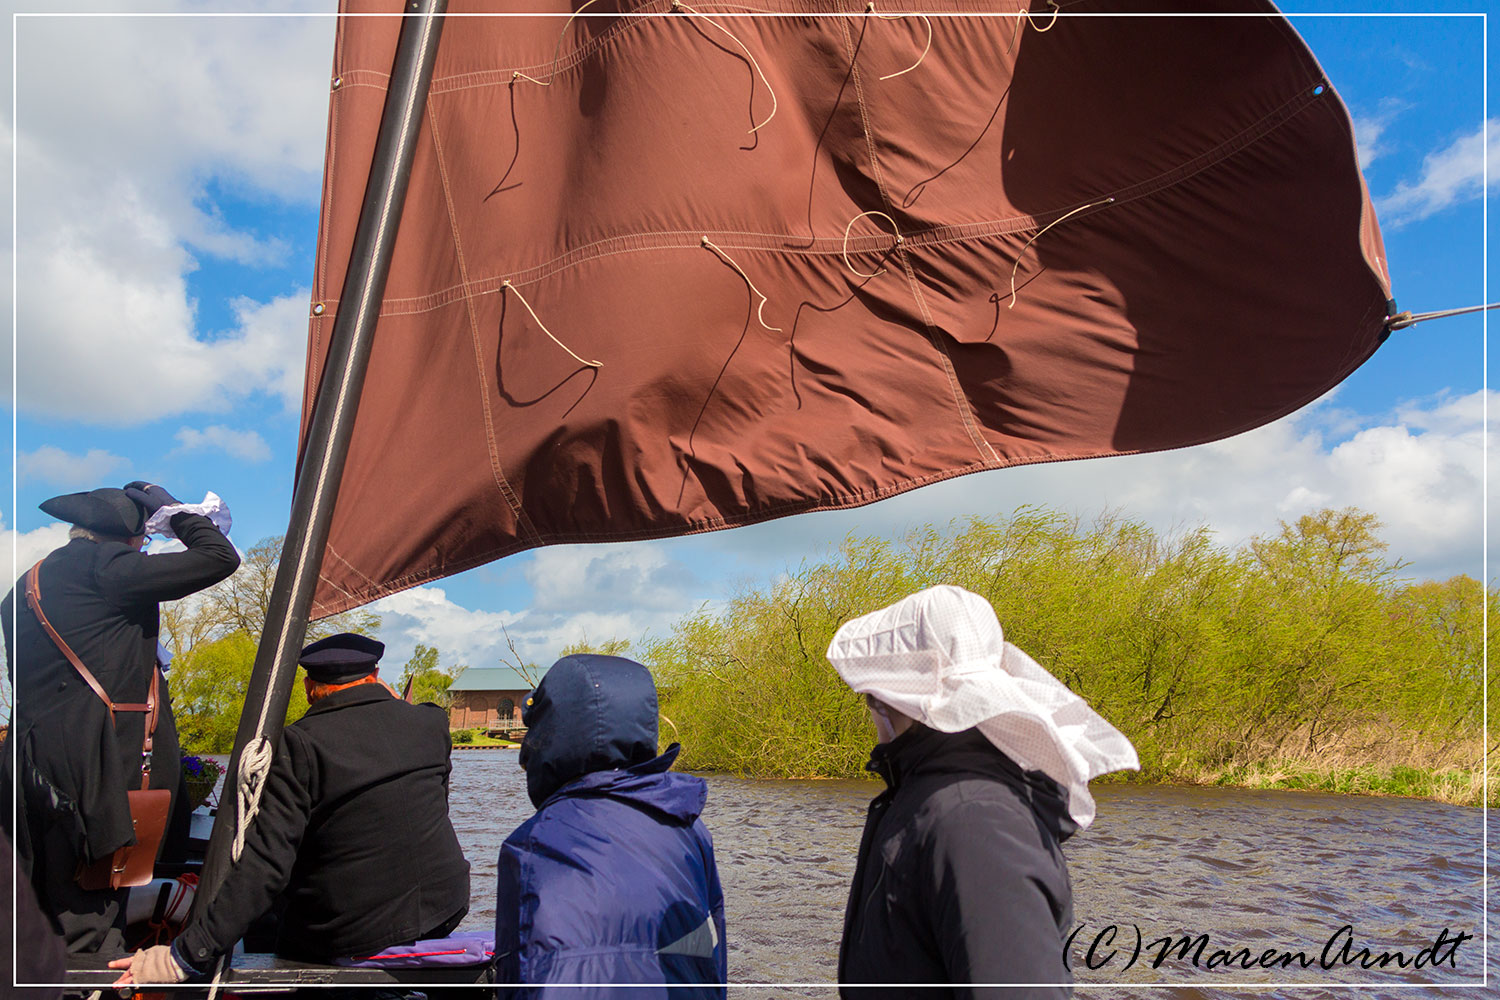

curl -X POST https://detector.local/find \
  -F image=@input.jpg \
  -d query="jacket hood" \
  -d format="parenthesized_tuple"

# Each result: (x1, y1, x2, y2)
(521, 654, 659, 807)
(538, 743, 706, 823)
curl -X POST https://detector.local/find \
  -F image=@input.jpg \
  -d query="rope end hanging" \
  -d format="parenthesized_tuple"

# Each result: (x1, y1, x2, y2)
(1010, 0, 1061, 53)
(701, 237, 783, 333)
(512, 0, 607, 88)
(865, 3, 934, 81)
(503, 280, 604, 369)
(1007, 197, 1112, 309)
(672, 1, 778, 133)
(841, 210, 905, 280)
(1029, 0, 1062, 33)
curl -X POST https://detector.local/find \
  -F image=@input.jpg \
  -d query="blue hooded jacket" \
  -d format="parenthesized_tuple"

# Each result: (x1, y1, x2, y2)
(495, 655, 727, 999)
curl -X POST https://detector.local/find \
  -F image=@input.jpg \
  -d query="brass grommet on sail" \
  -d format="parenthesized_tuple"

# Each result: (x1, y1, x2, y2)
(312, 302, 326, 316)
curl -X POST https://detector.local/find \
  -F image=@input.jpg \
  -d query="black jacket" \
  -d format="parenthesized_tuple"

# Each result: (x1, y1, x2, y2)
(173, 684, 470, 967)
(2, 514, 240, 867)
(839, 726, 1077, 999)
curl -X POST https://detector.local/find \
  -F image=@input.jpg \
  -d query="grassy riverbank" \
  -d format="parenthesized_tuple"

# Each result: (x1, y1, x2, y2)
(453, 730, 519, 747)
(644, 507, 1493, 807)
(1148, 762, 1484, 804)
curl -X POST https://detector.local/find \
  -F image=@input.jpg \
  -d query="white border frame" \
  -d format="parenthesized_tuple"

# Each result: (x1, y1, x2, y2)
(7, 4, 1490, 992)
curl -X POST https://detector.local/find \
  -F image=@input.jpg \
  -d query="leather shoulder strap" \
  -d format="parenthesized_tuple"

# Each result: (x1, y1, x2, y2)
(140, 667, 160, 790)
(24, 561, 154, 722)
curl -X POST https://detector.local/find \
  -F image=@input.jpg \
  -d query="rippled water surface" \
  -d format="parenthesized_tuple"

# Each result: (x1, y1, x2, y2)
(446, 752, 1490, 998)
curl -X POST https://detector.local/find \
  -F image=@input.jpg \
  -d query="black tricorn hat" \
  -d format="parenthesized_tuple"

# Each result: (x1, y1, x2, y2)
(39, 488, 145, 538)
(299, 632, 385, 684)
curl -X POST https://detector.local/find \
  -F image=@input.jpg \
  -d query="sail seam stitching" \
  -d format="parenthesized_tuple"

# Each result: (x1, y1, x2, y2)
(318, 82, 1318, 320)
(425, 89, 542, 543)
(841, 5, 998, 465)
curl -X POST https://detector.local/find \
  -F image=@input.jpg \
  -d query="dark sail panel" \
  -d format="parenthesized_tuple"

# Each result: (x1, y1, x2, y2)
(302, 0, 1391, 617)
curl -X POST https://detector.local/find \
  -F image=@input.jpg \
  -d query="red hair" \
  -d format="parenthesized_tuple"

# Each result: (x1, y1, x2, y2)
(304, 672, 380, 703)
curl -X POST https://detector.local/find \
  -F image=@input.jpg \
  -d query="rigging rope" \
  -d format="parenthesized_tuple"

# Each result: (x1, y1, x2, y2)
(1386, 302, 1499, 330)
(206, 954, 226, 1000)
(198, 737, 274, 995)
(232, 737, 275, 864)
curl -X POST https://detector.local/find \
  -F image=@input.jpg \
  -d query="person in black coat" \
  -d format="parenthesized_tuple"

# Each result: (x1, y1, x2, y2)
(2, 483, 240, 954)
(110, 632, 471, 985)
(839, 722, 1078, 997)
(826, 586, 1139, 998)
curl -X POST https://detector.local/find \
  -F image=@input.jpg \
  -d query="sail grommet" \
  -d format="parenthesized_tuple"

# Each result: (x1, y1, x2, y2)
(312, 302, 326, 316)
(331, 76, 342, 91)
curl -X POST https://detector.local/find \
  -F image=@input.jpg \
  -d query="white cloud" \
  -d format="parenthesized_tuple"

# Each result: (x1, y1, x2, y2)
(16, 445, 129, 486)
(174, 424, 273, 464)
(1349, 99, 1410, 173)
(1377, 117, 1499, 226)
(0, 513, 72, 583)
(6, 10, 331, 423)
(369, 545, 706, 673)
(1352, 114, 1388, 171)
(13, 268, 312, 422)
(369, 585, 521, 677)
(525, 545, 703, 617)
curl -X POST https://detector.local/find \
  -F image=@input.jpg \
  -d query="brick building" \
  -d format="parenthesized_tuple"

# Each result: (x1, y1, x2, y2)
(447, 667, 534, 730)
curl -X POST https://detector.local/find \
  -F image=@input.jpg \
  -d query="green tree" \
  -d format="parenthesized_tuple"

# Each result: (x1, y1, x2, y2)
(397, 644, 457, 708)
(398, 644, 441, 692)
(559, 635, 632, 658)
(641, 506, 1487, 798)
(172, 632, 311, 753)
(164, 535, 380, 752)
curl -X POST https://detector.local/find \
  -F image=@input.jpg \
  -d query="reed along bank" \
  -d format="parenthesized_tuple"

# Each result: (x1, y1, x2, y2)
(641, 507, 1493, 806)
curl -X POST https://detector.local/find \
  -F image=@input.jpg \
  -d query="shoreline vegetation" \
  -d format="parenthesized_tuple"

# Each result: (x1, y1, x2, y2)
(642, 507, 1492, 808)
(159, 507, 1490, 808)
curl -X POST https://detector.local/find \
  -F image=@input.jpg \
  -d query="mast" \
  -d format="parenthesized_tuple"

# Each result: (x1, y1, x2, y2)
(191, 0, 448, 921)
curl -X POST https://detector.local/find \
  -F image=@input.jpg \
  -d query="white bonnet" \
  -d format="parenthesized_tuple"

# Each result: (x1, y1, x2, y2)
(826, 584, 1138, 828)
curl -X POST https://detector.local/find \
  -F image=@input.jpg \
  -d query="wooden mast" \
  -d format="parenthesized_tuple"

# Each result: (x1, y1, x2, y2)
(190, 0, 449, 925)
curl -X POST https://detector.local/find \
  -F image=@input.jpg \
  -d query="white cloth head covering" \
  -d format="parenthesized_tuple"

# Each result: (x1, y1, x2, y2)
(825, 584, 1138, 828)
(144, 491, 232, 540)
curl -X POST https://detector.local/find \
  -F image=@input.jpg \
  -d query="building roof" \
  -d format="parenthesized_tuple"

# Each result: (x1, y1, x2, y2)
(448, 667, 537, 693)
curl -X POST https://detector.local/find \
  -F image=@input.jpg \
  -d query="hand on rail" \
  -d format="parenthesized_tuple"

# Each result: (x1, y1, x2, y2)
(108, 944, 188, 985)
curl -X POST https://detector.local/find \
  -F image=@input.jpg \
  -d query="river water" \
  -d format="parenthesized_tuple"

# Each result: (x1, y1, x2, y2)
(446, 750, 1491, 998)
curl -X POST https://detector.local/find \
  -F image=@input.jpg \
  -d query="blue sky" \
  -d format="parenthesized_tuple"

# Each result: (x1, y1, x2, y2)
(3, 2, 1494, 673)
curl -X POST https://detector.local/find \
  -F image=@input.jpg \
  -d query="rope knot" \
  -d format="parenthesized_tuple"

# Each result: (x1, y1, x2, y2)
(232, 736, 276, 863)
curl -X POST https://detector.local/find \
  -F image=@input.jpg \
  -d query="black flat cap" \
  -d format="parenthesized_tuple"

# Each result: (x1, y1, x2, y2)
(299, 632, 385, 684)
(39, 488, 145, 538)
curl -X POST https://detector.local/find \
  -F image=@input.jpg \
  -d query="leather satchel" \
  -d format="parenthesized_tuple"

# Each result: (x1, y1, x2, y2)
(74, 787, 172, 891)
(25, 561, 172, 890)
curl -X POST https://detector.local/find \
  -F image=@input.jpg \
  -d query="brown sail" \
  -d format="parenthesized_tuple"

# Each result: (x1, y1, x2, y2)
(302, 0, 1392, 617)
